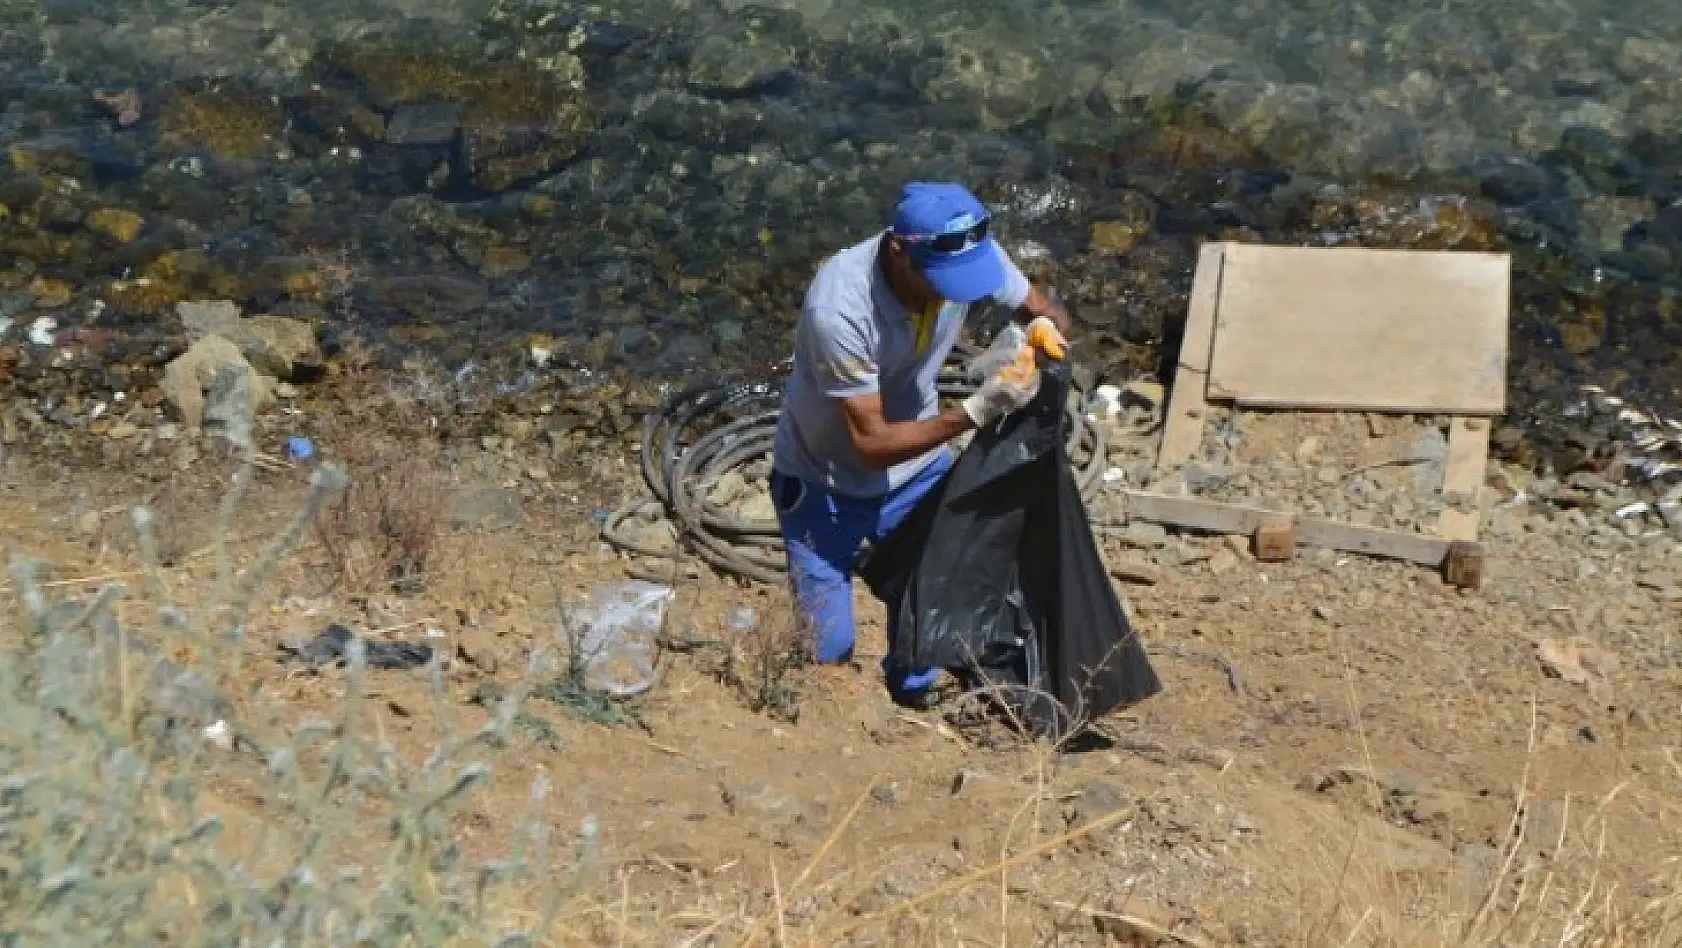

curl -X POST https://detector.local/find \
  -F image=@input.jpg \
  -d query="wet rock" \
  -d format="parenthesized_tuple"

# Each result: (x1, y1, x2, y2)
(320, 41, 595, 192)
(479, 245, 531, 279)
(386, 102, 464, 146)
(155, 81, 285, 160)
(26, 277, 73, 309)
(91, 88, 142, 127)
(369, 275, 488, 322)
(687, 32, 796, 93)
(216, 316, 321, 381)
(1476, 158, 1557, 206)
(84, 208, 143, 244)
(161, 335, 271, 429)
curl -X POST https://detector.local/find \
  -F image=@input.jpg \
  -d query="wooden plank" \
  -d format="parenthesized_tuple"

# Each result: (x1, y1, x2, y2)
(1437, 417, 1491, 542)
(1293, 517, 1453, 568)
(1154, 242, 1226, 473)
(1120, 491, 1453, 568)
(1205, 245, 1510, 415)
(1123, 490, 1274, 536)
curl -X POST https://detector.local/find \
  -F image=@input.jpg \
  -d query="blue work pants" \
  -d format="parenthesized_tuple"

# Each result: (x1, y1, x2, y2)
(768, 453, 950, 703)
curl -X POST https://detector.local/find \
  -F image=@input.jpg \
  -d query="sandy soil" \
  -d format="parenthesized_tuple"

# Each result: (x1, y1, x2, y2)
(2, 371, 1679, 947)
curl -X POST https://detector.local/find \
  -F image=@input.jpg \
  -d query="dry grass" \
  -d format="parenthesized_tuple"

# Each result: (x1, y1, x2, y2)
(312, 424, 448, 598)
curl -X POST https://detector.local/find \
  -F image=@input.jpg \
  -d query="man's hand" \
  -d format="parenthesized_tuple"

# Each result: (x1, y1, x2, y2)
(1014, 284, 1074, 340)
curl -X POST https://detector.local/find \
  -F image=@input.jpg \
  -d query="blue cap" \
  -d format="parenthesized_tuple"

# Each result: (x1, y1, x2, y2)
(892, 181, 1005, 304)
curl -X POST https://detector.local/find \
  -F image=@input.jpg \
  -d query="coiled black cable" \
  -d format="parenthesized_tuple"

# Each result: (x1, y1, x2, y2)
(602, 347, 1109, 585)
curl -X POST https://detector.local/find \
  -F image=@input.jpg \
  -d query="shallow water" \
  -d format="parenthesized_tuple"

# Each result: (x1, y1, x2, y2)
(3, 0, 1681, 467)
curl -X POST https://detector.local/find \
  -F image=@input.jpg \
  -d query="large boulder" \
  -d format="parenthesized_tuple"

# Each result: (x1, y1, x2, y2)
(160, 335, 272, 430)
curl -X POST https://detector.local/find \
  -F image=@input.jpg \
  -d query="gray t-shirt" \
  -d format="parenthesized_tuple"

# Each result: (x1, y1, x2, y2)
(771, 231, 1032, 498)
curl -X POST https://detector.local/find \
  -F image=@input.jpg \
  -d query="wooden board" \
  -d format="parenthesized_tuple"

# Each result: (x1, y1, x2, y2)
(1437, 416, 1491, 542)
(1205, 245, 1510, 415)
(1120, 491, 1454, 568)
(1154, 242, 1226, 472)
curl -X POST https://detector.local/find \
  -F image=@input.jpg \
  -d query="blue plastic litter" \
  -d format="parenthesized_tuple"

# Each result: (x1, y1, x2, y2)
(286, 436, 315, 461)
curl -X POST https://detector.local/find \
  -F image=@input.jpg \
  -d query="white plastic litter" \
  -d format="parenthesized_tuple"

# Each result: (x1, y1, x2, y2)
(563, 581, 674, 697)
(1087, 383, 1122, 422)
(28, 317, 56, 346)
(726, 604, 759, 634)
(202, 720, 233, 750)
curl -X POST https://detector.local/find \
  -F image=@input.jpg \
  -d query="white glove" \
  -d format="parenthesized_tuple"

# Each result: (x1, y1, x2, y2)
(962, 351, 1039, 426)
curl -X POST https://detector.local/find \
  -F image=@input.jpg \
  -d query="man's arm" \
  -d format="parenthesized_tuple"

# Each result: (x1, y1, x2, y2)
(988, 242, 1074, 337)
(838, 392, 973, 471)
(1011, 283, 1074, 338)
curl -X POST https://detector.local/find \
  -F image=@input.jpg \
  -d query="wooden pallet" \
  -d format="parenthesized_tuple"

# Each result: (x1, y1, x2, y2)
(1148, 241, 1510, 589)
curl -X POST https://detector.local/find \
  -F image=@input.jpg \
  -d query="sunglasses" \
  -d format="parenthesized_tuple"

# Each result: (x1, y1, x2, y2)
(897, 215, 990, 254)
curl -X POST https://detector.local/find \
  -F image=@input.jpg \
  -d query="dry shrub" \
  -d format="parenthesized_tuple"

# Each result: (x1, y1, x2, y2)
(722, 596, 809, 721)
(312, 429, 447, 596)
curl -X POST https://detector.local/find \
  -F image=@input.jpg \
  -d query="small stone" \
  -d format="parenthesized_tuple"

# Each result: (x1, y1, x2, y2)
(1182, 461, 1227, 492)
(385, 101, 463, 145)
(105, 421, 138, 440)
(1313, 604, 1334, 621)
(1121, 521, 1169, 549)
(479, 246, 532, 279)
(1316, 467, 1343, 486)
(1207, 548, 1240, 575)
(91, 88, 142, 126)
(1089, 219, 1144, 254)
(708, 471, 747, 508)
(26, 277, 72, 308)
(1067, 780, 1127, 831)
(870, 784, 900, 807)
(85, 208, 143, 244)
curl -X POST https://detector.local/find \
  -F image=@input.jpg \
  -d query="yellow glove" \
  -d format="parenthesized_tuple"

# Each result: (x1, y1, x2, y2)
(1024, 316, 1067, 360)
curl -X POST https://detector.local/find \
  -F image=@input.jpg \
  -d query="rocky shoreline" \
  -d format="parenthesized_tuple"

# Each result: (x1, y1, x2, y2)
(2, 1, 1682, 484)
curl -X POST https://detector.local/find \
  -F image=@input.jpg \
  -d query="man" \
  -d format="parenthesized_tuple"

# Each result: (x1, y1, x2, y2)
(769, 180, 1074, 707)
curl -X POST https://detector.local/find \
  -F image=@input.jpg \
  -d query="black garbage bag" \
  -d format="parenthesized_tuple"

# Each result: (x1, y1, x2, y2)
(857, 356, 1161, 736)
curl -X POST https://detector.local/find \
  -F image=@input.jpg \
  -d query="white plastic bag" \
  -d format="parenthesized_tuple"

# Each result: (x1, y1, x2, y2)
(562, 580, 674, 697)
(964, 323, 1042, 409)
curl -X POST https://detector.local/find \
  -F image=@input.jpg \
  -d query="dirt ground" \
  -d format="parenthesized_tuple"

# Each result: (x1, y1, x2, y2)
(2, 378, 1680, 947)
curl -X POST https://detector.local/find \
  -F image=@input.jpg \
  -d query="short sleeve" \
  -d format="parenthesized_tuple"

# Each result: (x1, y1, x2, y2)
(989, 242, 1032, 311)
(804, 309, 879, 399)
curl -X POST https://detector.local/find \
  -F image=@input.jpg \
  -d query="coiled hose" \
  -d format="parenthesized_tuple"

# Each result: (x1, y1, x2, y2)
(601, 346, 1110, 585)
